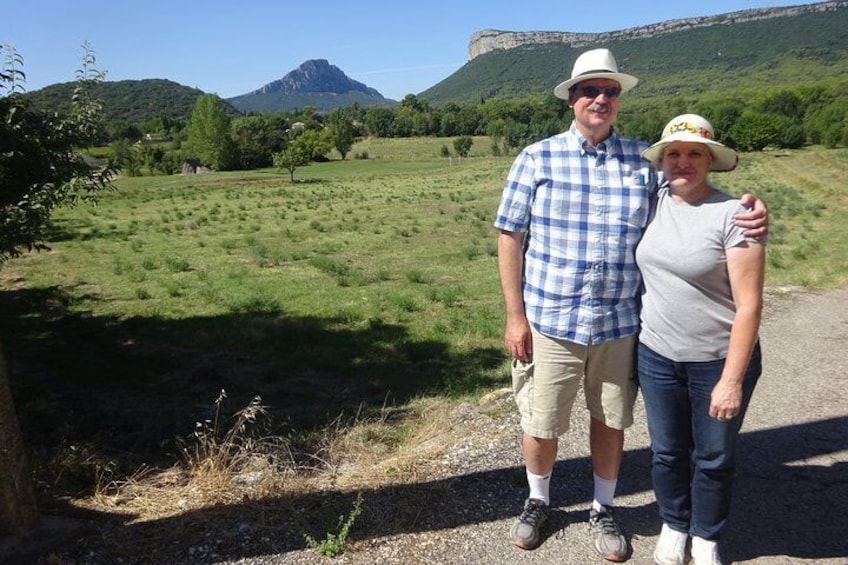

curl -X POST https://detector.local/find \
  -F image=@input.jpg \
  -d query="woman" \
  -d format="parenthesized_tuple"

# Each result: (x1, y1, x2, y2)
(635, 114, 766, 565)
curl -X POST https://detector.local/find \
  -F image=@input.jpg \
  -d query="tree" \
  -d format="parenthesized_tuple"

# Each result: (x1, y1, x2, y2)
(185, 94, 237, 170)
(231, 113, 289, 170)
(700, 102, 743, 146)
(325, 109, 355, 160)
(1, 43, 114, 536)
(455, 105, 482, 136)
(453, 135, 473, 159)
(758, 89, 804, 120)
(439, 112, 459, 137)
(1, 44, 114, 261)
(364, 107, 394, 137)
(729, 111, 787, 151)
(502, 119, 532, 152)
(109, 138, 143, 176)
(105, 120, 142, 142)
(273, 136, 312, 181)
(804, 101, 846, 145)
(296, 128, 334, 162)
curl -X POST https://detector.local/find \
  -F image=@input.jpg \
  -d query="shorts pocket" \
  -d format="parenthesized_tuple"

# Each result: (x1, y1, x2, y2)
(512, 359, 534, 414)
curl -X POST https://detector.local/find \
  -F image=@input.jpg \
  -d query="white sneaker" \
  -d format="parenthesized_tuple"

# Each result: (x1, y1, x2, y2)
(691, 536, 724, 565)
(653, 523, 688, 565)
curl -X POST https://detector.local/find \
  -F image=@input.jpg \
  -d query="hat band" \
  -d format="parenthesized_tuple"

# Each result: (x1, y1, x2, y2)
(666, 120, 715, 140)
(576, 68, 616, 77)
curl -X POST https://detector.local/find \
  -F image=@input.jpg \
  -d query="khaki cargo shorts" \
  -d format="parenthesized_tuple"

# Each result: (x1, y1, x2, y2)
(512, 329, 637, 439)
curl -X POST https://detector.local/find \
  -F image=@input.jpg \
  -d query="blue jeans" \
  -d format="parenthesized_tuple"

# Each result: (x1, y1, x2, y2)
(636, 342, 761, 540)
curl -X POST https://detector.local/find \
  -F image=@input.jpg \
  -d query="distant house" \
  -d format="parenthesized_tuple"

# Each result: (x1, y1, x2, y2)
(285, 121, 307, 137)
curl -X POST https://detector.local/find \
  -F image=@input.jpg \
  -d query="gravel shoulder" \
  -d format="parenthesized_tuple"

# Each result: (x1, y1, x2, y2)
(9, 287, 848, 565)
(220, 286, 848, 565)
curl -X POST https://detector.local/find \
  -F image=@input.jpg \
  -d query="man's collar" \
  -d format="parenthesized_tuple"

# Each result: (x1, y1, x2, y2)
(569, 122, 618, 155)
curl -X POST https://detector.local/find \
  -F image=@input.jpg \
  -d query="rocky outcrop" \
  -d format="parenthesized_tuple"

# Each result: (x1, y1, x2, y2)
(181, 159, 211, 175)
(468, 1, 848, 60)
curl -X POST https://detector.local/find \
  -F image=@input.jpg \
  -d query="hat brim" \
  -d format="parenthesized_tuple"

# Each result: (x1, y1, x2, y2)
(553, 72, 639, 100)
(640, 134, 739, 172)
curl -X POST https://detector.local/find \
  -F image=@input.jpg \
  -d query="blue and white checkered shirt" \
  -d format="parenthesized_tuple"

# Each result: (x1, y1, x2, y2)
(494, 122, 657, 345)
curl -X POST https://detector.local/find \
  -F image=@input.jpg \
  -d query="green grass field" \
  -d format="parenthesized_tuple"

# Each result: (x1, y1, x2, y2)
(1, 138, 846, 495)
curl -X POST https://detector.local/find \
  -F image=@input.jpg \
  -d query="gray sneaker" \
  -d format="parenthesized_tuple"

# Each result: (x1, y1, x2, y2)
(588, 505, 629, 562)
(509, 498, 549, 550)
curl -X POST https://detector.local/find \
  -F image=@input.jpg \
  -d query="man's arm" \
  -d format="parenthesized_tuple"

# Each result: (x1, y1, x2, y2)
(498, 230, 532, 362)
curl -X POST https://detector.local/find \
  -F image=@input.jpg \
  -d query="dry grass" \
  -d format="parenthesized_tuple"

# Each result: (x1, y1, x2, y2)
(62, 393, 470, 527)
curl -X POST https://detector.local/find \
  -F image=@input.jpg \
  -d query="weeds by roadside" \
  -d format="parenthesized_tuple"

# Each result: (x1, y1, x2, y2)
(176, 389, 284, 485)
(305, 492, 364, 557)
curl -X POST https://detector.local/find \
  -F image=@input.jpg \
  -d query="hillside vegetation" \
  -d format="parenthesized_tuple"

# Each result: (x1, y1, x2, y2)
(421, 5, 848, 106)
(21, 78, 232, 124)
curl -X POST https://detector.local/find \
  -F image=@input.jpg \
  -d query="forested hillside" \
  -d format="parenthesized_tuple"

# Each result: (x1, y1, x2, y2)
(21, 78, 234, 124)
(421, 3, 848, 106)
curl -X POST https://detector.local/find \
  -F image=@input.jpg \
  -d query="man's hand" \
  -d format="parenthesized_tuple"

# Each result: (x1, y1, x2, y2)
(504, 316, 533, 362)
(735, 193, 769, 239)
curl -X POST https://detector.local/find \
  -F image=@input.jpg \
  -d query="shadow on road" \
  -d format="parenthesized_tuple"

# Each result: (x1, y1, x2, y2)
(2, 285, 846, 563)
(4, 416, 843, 564)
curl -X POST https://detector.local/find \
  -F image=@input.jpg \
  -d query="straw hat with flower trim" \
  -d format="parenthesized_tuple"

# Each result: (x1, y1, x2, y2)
(641, 114, 739, 172)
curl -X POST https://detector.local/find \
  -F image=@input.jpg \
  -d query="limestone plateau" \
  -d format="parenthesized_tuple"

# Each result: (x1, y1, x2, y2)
(467, 1, 848, 60)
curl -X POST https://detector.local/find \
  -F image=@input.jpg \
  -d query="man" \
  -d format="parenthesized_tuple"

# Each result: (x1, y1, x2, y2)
(493, 48, 767, 562)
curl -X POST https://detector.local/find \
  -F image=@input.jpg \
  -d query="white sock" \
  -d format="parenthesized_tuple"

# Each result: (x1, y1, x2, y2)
(592, 472, 617, 511)
(526, 469, 551, 505)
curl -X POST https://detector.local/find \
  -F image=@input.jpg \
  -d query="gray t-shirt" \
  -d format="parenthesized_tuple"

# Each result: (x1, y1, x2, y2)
(636, 186, 759, 361)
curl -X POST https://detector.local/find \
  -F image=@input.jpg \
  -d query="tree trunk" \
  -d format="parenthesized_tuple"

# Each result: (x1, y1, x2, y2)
(0, 339, 39, 536)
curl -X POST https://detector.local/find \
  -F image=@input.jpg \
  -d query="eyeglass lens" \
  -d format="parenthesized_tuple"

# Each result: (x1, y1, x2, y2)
(577, 86, 620, 99)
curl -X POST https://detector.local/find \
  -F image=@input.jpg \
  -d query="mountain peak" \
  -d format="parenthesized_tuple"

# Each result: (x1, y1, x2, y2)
(248, 59, 383, 98)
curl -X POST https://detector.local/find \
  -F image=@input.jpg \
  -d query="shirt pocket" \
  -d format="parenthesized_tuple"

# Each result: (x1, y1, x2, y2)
(622, 204, 648, 228)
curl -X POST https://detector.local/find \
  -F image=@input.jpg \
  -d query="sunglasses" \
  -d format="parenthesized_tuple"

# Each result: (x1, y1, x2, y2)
(573, 85, 621, 100)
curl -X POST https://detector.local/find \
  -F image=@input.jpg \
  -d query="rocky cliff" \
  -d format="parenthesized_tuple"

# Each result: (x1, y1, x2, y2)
(467, 1, 848, 60)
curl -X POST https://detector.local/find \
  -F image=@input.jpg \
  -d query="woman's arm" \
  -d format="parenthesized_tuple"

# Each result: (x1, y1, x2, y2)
(710, 240, 766, 420)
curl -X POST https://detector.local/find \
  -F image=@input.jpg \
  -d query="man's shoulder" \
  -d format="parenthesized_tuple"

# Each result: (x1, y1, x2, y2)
(522, 131, 575, 154)
(612, 132, 651, 153)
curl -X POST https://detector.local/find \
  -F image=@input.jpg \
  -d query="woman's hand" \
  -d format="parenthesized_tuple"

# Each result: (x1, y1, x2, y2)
(710, 378, 743, 421)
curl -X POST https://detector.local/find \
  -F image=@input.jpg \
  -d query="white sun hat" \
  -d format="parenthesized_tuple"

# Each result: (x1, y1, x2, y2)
(641, 114, 739, 172)
(553, 48, 639, 100)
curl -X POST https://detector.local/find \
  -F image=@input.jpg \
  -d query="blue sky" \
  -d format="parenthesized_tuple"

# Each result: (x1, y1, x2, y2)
(7, 0, 822, 101)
